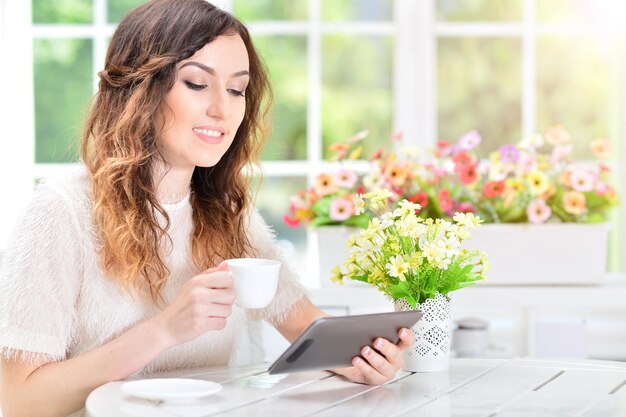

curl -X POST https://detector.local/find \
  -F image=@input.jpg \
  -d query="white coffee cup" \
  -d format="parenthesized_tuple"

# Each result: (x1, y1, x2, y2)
(225, 258, 281, 308)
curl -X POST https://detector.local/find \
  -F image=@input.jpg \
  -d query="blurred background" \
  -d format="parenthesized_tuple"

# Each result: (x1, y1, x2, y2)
(0, 0, 625, 361)
(1, 0, 624, 275)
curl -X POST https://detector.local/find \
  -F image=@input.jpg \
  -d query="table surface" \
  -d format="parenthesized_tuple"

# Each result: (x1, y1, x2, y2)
(86, 357, 626, 417)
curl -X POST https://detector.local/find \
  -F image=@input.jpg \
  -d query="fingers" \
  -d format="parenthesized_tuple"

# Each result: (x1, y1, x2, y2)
(396, 328, 417, 350)
(360, 345, 397, 379)
(203, 262, 229, 274)
(351, 356, 388, 385)
(193, 270, 233, 289)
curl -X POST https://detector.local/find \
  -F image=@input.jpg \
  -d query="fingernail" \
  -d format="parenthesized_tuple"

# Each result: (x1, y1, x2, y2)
(363, 346, 371, 356)
(400, 328, 408, 338)
(353, 357, 362, 365)
(375, 339, 384, 349)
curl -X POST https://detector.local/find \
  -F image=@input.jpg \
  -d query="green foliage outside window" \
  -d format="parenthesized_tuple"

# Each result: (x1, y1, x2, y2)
(34, 39, 92, 163)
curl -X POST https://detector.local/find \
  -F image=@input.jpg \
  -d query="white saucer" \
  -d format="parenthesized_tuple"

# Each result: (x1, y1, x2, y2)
(121, 378, 222, 401)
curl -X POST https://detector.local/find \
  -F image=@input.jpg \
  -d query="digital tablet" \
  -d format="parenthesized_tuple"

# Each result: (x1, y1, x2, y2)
(268, 310, 423, 375)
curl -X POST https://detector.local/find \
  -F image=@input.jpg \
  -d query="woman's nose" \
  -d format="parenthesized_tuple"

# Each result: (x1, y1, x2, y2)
(206, 88, 230, 120)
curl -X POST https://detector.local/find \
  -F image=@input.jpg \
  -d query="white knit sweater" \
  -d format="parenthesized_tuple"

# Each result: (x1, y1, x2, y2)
(0, 166, 306, 378)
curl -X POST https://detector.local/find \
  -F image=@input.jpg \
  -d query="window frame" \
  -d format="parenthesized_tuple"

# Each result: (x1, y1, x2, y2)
(1, 0, 624, 275)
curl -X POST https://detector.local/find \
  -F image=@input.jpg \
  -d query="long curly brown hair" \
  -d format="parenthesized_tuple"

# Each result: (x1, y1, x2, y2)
(81, 0, 271, 302)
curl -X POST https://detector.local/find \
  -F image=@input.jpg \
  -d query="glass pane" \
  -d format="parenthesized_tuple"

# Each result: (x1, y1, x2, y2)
(322, 0, 392, 21)
(322, 35, 392, 160)
(537, 0, 626, 24)
(437, 37, 521, 154)
(436, 0, 522, 22)
(108, 0, 145, 23)
(34, 39, 93, 163)
(255, 176, 308, 273)
(32, 0, 92, 24)
(254, 36, 307, 161)
(537, 36, 623, 159)
(234, 0, 307, 21)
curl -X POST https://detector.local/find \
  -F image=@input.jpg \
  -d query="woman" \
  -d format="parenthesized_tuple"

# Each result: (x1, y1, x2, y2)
(0, 1, 415, 416)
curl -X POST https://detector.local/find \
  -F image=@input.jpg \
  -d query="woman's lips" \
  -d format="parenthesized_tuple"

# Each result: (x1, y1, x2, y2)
(193, 127, 225, 144)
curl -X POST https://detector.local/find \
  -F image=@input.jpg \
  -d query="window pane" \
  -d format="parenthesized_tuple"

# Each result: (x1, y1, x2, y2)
(436, 0, 522, 22)
(255, 176, 308, 273)
(234, 0, 307, 21)
(536, 36, 623, 159)
(437, 37, 521, 153)
(34, 39, 93, 163)
(253, 36, 308, 161)
(322, 35, 392, 159)
(108, 0, 145, 23)
(32, 0, 92, 24)
(322, 0, 392, 21)
(537, 0, 626, 24)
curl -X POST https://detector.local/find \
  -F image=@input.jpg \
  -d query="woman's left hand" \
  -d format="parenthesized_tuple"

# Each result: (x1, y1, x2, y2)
(331, 327, 416, 385)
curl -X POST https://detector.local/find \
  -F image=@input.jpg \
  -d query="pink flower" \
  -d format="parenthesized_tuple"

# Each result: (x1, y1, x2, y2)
(283, 214, 300, 228)
(516, 152, 538, 175)
(457, 202, 476, 213)
(329, 198, 355, 221)
(569, 169, 595, 192)
(499, 144, 520, 163)
(313, 173, 337, 196)
(563, 191, 587, 215)
(527, 199, 552, 224)
(459, 164, 479, 185)
(452, 151, 475, 173)
(550, 144, 573, 163)
(334, 169, 358, 188)
(545, 125, 571, 145)
(438, 188, 454, 213)
(483, 181, 506, 198)
(590, 138, 611, 159)
(458, 130, 482, 150)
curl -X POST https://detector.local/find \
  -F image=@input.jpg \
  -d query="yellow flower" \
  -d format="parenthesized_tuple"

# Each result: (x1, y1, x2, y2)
(506, 178, 525, 193)
(526, 171, 550, 195)
(408, 252, 423, 268)
(386, 255, 410, 281)
(330, 265, 343, 284)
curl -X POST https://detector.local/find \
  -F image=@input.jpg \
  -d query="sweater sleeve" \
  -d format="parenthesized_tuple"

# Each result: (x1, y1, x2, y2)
(244, 209, 308, 325)
(0, 181, 84, 363)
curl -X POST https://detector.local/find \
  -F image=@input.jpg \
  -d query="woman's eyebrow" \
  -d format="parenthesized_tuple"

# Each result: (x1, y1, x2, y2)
(179, 61, 249, 77)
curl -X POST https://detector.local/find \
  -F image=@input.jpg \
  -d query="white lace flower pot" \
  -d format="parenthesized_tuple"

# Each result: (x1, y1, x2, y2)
(310, 226, 367, 288)
(394, 293, 451, 372)
(464, 223, 610, 285)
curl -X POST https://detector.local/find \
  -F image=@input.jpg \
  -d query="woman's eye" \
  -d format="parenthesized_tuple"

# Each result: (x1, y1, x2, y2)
(228, 89, 245, 97)
(184, 81, 206, 91)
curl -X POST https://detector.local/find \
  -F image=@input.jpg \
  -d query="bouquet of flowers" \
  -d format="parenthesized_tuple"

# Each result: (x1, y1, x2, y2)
(366, 126, 619, 224)
(283, 131, 372, 229)
(331, 190, 488, 307)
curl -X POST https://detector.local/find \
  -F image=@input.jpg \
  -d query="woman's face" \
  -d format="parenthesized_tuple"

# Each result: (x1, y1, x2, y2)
(158, 34, 250, 169)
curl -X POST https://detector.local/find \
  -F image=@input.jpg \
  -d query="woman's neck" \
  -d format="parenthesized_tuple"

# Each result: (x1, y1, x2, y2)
(153, 162, 194, 204)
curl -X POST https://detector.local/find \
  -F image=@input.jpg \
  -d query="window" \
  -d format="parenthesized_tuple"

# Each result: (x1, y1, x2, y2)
(0, 0, 623, 279)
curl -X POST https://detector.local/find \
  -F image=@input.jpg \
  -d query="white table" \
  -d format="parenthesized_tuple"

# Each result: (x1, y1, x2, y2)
(86, 357, 626, 417)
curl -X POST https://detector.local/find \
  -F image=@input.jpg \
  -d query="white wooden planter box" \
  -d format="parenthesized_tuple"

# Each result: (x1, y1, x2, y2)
(310, 226, 366, 288)
(464, 223, 610, 285)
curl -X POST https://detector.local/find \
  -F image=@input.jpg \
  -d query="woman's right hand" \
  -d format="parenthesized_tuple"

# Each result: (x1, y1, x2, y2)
(151, 262, 235, 347)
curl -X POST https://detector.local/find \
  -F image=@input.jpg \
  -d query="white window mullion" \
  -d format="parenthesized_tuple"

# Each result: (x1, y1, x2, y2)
(394, 0, 435, 147)
(618, 38, 626, 272)
(0, 0, 34, 251)
(521, 0, 536, 139)
(93, 0, 107, 94)
(307, 0, 322, 176)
